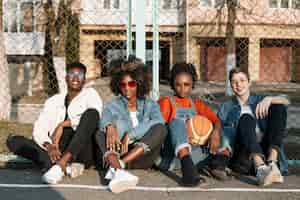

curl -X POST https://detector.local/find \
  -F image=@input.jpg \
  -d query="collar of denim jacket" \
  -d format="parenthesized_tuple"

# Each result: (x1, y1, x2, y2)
(231, 94, 259, 108)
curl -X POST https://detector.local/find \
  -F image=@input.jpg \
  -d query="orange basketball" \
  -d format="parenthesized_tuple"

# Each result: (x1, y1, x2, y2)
(186, 115, 213, 145)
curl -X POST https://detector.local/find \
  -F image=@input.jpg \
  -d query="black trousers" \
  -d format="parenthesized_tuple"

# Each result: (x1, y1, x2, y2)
(7, 109, 100, 170)
(230, 104, 287, 174)
(95, 124, 167, 169)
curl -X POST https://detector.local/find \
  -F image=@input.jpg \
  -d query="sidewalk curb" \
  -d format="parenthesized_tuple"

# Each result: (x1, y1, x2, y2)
(0, 155, 300, 169)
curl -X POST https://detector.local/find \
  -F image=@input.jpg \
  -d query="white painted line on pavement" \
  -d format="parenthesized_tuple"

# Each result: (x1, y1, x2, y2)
(0, 184, 300, 193)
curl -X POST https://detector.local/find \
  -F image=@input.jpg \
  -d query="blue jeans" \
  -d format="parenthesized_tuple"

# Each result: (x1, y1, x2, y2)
(157, 118, 209, 170)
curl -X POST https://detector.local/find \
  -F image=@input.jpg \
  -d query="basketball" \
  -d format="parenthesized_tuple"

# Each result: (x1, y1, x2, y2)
(186, 115, 213, 145)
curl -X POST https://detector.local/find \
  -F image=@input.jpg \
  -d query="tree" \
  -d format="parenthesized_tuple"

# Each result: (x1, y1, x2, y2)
(225, 0, 237, 96)
(43, 0, 79, 96)
(0, 0, 12, 120)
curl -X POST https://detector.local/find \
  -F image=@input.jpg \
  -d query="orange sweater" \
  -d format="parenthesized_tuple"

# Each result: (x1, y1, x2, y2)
(158, 96, 220, 124)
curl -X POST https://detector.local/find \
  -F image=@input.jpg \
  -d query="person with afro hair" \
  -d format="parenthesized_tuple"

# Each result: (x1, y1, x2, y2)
(95, 56, 167, 193)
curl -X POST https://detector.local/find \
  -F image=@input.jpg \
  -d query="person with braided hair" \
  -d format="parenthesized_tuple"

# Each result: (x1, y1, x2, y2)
(157, 63, 222, 186)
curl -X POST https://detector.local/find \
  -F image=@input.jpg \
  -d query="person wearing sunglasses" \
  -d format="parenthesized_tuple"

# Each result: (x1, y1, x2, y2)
(157, 63, 222, 186)
(95, 57, 167, 193)
(7, 62, 103, 184)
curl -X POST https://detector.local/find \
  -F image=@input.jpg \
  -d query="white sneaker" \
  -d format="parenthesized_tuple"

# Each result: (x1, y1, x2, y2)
(105, 160, 125, 180)
(109, 169, 139, 194)
(256, 164, 272, 186)
(268, 161, 284, 184)
(66, 163, 85, 178)
(42, 165, 64, 184)
(105, 167, 116, 180)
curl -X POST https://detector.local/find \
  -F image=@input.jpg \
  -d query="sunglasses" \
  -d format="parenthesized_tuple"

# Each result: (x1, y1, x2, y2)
(67, 71, 85, 81)
(119, 80, 137, 89)
(175, 82, 192, 87)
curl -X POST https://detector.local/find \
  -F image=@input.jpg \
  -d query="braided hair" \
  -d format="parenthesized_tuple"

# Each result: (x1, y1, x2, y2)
(170, 63, 197, 90)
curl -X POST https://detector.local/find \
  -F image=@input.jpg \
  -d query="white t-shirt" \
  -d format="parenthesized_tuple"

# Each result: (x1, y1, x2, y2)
(130, 111, 139, 128)
(240, 105, 264, 142)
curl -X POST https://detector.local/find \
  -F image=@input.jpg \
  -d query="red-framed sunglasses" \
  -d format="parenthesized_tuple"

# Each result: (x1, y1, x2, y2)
(119, 80, 137, 89)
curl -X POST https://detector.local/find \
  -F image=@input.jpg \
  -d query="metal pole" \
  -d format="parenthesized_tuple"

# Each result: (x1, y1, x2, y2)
(135, 0, 146, 62)
(186, 0, 190, 62)
(152, 0, 159, 100)
(126, 0, 132, 58)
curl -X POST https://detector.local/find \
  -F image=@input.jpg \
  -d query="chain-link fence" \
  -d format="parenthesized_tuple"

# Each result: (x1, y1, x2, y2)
(0, 0, 300, 134)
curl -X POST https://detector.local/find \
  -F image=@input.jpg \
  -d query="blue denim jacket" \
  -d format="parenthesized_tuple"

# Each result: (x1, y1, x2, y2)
(218, 95, 288, 173)
(218, 95, 265, 153)
(100, 96, 164, 140)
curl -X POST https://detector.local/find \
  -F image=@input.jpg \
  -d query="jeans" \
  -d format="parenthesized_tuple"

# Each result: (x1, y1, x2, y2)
(157, 119, 210, 171)
(230, 104, 288, 174)
(95, 124, 167, 169)
(7, 109, 100, 170)
(169, 118, 191, 156)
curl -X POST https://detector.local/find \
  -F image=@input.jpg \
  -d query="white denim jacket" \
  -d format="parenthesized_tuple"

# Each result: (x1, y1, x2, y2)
(33, 87, 103, 149)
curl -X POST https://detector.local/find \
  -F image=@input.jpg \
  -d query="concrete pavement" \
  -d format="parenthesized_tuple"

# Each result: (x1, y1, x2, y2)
(0, 168, 300, 200)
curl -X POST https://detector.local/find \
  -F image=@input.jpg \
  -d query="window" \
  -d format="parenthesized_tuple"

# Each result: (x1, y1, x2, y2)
(3, 0, 40, 33)
(200, 0, 226, 9)
(293, 0, 300, 8)
(269, 0, 300, 9)
(281, 0, 290, 8)
(269, 0, 279, 8)
(163, 0, 172, 9)
(103, 0, 120, 9)
(200, 0, 212, 7)
(214, 0, 225, 8)
(20, 2, 34, 32)
(162, 0, 183, 9)
(4, 1, 18, 32)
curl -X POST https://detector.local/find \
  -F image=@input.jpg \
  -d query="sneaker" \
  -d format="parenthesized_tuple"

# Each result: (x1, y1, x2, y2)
(256, 164, 272, 186)
(210, 168, 231, 181)
(66, 163, 85, 178)
(105, 167, 116, 180)
(210, 154, 230, 181)
(42, 164, 64, 184)
(181, 176, 205, 187)
(109, 169, 139, 193)
(268, 161, 284, 184)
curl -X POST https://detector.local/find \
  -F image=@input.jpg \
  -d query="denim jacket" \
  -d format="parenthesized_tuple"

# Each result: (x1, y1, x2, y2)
(218, 95, 288, 173)
(100, 96, 164, 140)
(218, 95, 265, 153)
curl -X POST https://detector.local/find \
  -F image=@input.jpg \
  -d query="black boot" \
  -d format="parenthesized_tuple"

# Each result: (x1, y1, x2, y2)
(180, 155, 204, 186)
(210, 154, 230, 181)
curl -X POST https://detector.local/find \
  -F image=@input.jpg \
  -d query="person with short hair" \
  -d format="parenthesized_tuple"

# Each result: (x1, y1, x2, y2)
(95, 57, 167, 193)
(7, 62, 103, 184)
(157, 63, 222, 186)
(217, 68, 289, 186)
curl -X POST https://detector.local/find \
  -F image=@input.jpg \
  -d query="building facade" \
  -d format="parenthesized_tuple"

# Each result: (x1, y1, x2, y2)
(3, 0, 300, 100)
(78, 0, 300, 82)
(187, 0, 300, 82)
(3, 0, 46, 98)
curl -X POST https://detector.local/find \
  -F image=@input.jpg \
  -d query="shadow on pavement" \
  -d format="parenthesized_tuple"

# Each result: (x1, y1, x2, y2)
(0, 167, 66, 200)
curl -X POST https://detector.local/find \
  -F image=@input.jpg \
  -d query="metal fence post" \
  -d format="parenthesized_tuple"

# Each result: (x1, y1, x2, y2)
(126, 0, 132, 58)
(135, 0, 146, 62)
(152, 0, 159, 100)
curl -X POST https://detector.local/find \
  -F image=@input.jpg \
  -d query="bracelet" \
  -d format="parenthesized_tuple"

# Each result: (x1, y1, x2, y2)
(43, 142, 51, 148)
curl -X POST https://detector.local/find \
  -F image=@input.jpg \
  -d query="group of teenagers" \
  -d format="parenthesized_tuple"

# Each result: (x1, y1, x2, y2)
(6, 56, 290, 193)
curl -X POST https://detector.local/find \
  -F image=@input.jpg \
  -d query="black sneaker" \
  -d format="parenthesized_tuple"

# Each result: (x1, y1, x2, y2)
(181, 176, 206, 187)
(209, 154, 230, 181)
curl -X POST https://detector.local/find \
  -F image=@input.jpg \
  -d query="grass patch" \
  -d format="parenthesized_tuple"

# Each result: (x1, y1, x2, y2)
(288, 128, 300, 136)
(0, 121, 33, 154)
